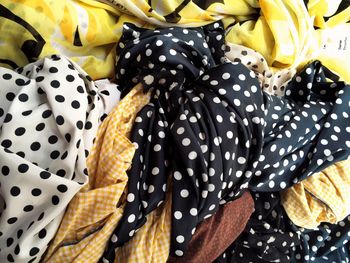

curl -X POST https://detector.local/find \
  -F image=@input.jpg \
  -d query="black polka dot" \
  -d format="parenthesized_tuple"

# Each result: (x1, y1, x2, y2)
(49, 67, 58, 73)
(29, 247, 39, 256)
(16, 151, 25, 158)
(83, 168, 88, 175)
(65, 133, 71, 142)
(50, 80, 60, 88)
(61, 151, 68, 160)
(28, 257, 37, 263)
(50, 150, 60, 159)
(1, 139, 12, 148)
(68, 63, 75, 70)
(38, 212, 44, 221)
(101, 90, 110, 96)
(38, 228, 47, 239)
(7, 254, 14, 262)
(7, 217, 17, 224)
(4, 113, 12, 123)
(27, 221, 34, 230)
(48, 135, 58, 144)
(76, 121, 83, 130)
(23, 205, 34, 212)
(3, 73, 12, 80)
(1, 166, 10, 176)
(17, 229, 23, 239)
(15, 78, 26, 86)
(86, 75, 92, 81)
(77, 85, 84, 93)
(76, 139, 81, 148)
(18, 93, 28, 102)
(15, 127, 26, 136)
(0, 108, 4, 117)
(6, 92, 15, 101)
(7, 237, 14, 247)
(51, 54, 61, 60)
(42, 110, 52, 118)
(100, 114, 107, 122)
(22, 110, 32, 116)
(36, 123, 45, 131)
(52, 195, 60, 205)
(56, 115, 65, 125)
(71, 100, 80, 109)
(89, 90, 97, 96)
(31, 188, 42, 196)
(57, 169, 66, 177)
(37, 87, 45, 95)
(18, 164, 29, 173)
(40, 171, 51, 179)
(85, 121, 93, 130)
(55, 95, 65, 103)
(10, 186, 20, 196)
(66, 75, 75, 82)
(57, 184, 68, 193)
(30, 142, 41, 151)
(36, 76, 44, 82)
(14, 244, 20, 255)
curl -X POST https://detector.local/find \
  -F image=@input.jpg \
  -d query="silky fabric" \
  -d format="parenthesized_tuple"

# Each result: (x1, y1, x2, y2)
(215, 192, 350, 263)
(0, 55, 119, 263)
(0, 0, 147, 79)
(96, 0, 258, 26)
(225, 43, 296, 96)
(43, 83, 150, 263)
(167, 191, 254, 263)
(99, 22, 350, 262)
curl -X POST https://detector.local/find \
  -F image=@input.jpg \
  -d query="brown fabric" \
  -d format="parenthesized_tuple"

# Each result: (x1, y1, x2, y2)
(168, 191, 254, 263)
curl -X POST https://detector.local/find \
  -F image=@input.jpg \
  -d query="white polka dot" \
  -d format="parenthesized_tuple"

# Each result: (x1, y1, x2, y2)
(128, 214, 136, 223)
(280, 182, 286, 189)
(152, 167, 159, 175)
(222, 73, 230, 79)
(233, 84, 241, 91)
(180, 189, 189, 198)
(175, 250, 183, 256)
(144, 75, 154, 85)
(111, 234, 118, 243)
(238, 74, 246, 81)
(182, 138, 191, 146)
(176, 235, 185, 243)
(269, 181, 275, 188)
(156, 40, 163, 46)
(296, 76, 302, 82)
(127, 193, 135, 202)
(216, 115, 223, 122)
(209, 204, 215, 211)
(234, 99, 241, 106)
(129, 230, 135, 237)
(251, 85, 257, 93)
(124, 52, 130, 59)
(177, 127, 185, 134)
(159, 55, 166, 62)
(246, 105, 254, 112)
(208, 184, 215, 192)
(306, 68, 312, 74)
(218, 88, 226, 95)
(213, 97, 220, 103)
(210, 80, 218, 85)
(174, 211, 182, 219)
(153, 144, 161, 151)
(145, 49, 152, 56)
(190, 208, 197, 216)
(238, 157, 246, 164)
(174, 171, 182, 180)
(169, 49, 177, 55)
(148, 185, 155, 193)
(188, 151, 197, 160)
(270, 144, 277, 152)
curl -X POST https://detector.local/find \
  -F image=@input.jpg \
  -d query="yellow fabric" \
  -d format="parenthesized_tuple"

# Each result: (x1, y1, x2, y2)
(115, 187, 172, 263)
(306, 0, 350, 28)
(281, 160, 350, 229)
(98, 0, 259, 26)
(0, 0, 145, 79)
(43, 83, 151, 263)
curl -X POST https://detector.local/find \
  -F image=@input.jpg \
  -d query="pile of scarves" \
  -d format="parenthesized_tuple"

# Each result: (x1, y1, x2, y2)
(0, 0, 350, 263)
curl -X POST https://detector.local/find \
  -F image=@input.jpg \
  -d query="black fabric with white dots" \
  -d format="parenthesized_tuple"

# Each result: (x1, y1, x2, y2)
(100, 22, 350, 262)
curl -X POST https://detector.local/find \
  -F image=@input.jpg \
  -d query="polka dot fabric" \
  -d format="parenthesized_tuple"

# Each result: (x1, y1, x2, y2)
(100, 22, 350, 262)
(0, 55, 119, 263)
(215, 192, 350, 263)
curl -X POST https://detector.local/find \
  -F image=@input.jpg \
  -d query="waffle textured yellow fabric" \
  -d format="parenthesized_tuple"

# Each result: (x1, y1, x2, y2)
(0, 0, 145, 79)
(43, 83, 151, 263)
(281, 159, 350, 229)
(114, 187, 172, 263)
